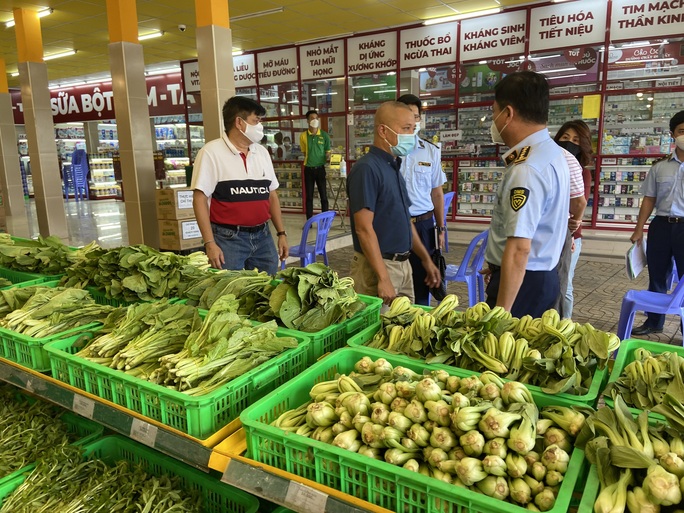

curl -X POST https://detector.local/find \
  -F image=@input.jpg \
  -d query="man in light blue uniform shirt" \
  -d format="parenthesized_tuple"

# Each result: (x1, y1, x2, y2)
(484, 71, 570, 318)
(629, 110, 684, 336)
(397, 94, 447, 305)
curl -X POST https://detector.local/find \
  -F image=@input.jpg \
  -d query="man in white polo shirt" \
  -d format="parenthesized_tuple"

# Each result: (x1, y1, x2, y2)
(192, 96, 289, 275)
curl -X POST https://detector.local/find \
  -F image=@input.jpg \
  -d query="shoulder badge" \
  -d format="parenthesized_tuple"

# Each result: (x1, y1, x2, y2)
(420, 137, 440, 149)
(505, 151, 518, 166)
(510, 187, 530, 212)
(514, 146, 531, 163)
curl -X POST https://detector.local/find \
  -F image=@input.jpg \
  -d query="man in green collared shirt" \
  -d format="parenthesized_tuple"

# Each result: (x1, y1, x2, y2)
(300, 110, 331, 219)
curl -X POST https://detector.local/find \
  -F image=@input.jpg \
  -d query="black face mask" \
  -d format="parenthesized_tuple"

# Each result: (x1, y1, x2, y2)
(557, 139, 581, 159)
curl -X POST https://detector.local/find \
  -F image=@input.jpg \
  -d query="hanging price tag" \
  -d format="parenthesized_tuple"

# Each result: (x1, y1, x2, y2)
(25, 379, 34, 392)
(129, 418, 158, 447)
(72, 395, 95, 419)
(0, 365, 10, 380)
(284, 482, 328, 513)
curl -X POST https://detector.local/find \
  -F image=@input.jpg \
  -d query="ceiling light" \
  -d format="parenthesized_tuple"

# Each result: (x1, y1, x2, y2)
(312, 92, 338, 96)
(10, 72, 19, 77)
(5, 8, 53, 28)
(647, 97, 654, 101)
(296, 32, 353, 45)
(529, 54, 562, 61)
(44, 50, 77, 61)
(387, 71, 396, 76)
(232, 50, 243, 56)
(479, 60, 487, 64)
(139, 31, 163, 41)
(231, 7, 284, 22)
(146, 67, 181, 76)
(423, 7, 501, 25)
(552, 0, 572, 3)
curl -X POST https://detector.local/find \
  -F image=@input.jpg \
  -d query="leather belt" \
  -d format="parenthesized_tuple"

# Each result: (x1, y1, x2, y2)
(664, 216, 684, 224)
(216, 222, 267, 233)
(488, 263, 501, 272)
(382, 251, 411, 262)
(411, 211, 434, 223)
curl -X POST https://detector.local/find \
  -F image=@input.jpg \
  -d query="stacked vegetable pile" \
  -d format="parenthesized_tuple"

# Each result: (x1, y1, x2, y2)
(0, 234, 99, 275)
(366, 295, 620, 395)
(0, 286, 115, 337)
(179, 263, 367, 333)
(0, 278, 12, 288)
(272, 355, 585, 510)
(576, 396, 684, 512)
(0, 386, 86, 479)
(75, 295, 298, 396)
(605, 348, 684, 411)
(0, 444, 201, 513)
(60, 244, 209, 302)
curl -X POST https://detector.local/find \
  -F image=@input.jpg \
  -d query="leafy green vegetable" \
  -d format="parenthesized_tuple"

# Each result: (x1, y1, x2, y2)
(0, 234, 99, 275)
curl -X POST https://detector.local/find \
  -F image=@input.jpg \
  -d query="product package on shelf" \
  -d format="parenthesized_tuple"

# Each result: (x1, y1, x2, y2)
(457, 159, 505, 218)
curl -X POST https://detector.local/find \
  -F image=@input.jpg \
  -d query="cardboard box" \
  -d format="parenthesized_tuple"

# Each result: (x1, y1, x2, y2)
(158, 218, 202, 251)
(156, 188, 195, 220)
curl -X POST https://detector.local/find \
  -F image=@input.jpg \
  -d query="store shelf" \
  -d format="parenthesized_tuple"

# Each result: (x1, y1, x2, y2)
(0, 357, 227, 471)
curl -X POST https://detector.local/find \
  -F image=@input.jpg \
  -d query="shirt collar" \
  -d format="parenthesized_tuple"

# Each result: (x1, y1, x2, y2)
(670, 151, 684, 164)
(369, 145, 400, 169)
(501, 128, 551, 163)
(222, 131, 253, 155)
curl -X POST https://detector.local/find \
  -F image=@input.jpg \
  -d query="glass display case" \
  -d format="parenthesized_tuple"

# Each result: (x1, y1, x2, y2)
(456, 106, 498, 157)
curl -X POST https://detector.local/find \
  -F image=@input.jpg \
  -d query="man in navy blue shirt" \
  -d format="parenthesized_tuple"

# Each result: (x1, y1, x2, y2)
(347, 101, 441, 305)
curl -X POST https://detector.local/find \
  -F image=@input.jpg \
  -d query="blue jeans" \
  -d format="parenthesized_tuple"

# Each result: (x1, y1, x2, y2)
(563, 237, 582, 319)
(211, 222, 279, 275)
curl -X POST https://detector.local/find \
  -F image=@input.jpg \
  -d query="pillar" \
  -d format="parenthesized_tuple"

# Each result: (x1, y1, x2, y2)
(195, 0, 235, 142)
(84, 121, 100, 154)
(106, 0, 158, 247)
(13, 8, 68, 238)
(0, 58, 27, 219)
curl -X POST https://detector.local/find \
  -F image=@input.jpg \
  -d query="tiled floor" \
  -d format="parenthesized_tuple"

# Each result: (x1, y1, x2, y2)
(6, 198, 682, 345)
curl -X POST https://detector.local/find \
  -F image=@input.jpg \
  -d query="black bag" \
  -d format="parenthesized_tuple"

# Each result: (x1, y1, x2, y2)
(429, 228, 447, 300)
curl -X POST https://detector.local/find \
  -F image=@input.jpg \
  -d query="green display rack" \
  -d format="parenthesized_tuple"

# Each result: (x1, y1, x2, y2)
(0, 436, 260, 513)
(241, 346, 586, 513)
(347, 322, 609, 407)
(578, 465, 599, 513)
(45, 327, 310, 439)
(0, 267, 50, 286)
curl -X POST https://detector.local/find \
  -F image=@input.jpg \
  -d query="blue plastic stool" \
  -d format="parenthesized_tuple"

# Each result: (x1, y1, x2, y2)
(443, 229, 489, 307)
(441, 191, 455, 253)
(282, 211, 337, 269)
(616, 277, 684, 341)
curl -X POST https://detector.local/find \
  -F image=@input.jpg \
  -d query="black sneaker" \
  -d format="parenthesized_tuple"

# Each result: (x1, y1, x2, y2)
(631, 324, 664, 336)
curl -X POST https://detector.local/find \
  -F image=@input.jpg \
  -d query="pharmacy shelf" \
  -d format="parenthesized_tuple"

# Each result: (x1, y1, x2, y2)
(0, 357, 225, 471)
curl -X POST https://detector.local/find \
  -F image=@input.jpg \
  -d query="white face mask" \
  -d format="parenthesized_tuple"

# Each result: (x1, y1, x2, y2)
(309, 118, 320, 129)
(414, 122, 421, 135)
(239, 118, 264, 144)
(676, 134, 684, 151)
(490, 109, 510, 145)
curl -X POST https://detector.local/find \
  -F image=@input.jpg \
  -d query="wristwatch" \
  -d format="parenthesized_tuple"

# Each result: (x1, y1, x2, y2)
(277, 231, 287, 237)
(437, 226, 446, 233)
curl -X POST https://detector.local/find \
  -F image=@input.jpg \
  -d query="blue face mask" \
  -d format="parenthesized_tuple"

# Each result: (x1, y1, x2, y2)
(383, 125, 416, 156)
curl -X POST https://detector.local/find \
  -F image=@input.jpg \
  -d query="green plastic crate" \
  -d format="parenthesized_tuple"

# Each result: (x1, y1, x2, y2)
(240, 346, 586, 513)
(86, 286, 147, 307)
(578, 465, 599, 513)
(348, 322, 608, 408)
(0, 267, 51, 286)
(272, 508, 295, 513)
(0, 407, 104, 486)
(604, 338, 679, 422)
(45, 326, 310, 439)
(0, 281, 107, 372)
(0, 435, 259, 513)
(292, 294, 382, 365)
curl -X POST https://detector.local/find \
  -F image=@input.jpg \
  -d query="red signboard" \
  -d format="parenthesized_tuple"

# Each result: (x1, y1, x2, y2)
(10, 73, 185, 125)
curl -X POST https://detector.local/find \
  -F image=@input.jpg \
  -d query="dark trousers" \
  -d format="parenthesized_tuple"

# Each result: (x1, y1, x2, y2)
(304, 166, 328, 219)
(644, 216, 684, 329)
(409, 217, 436, 306)
(486, 268, 559, 318)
